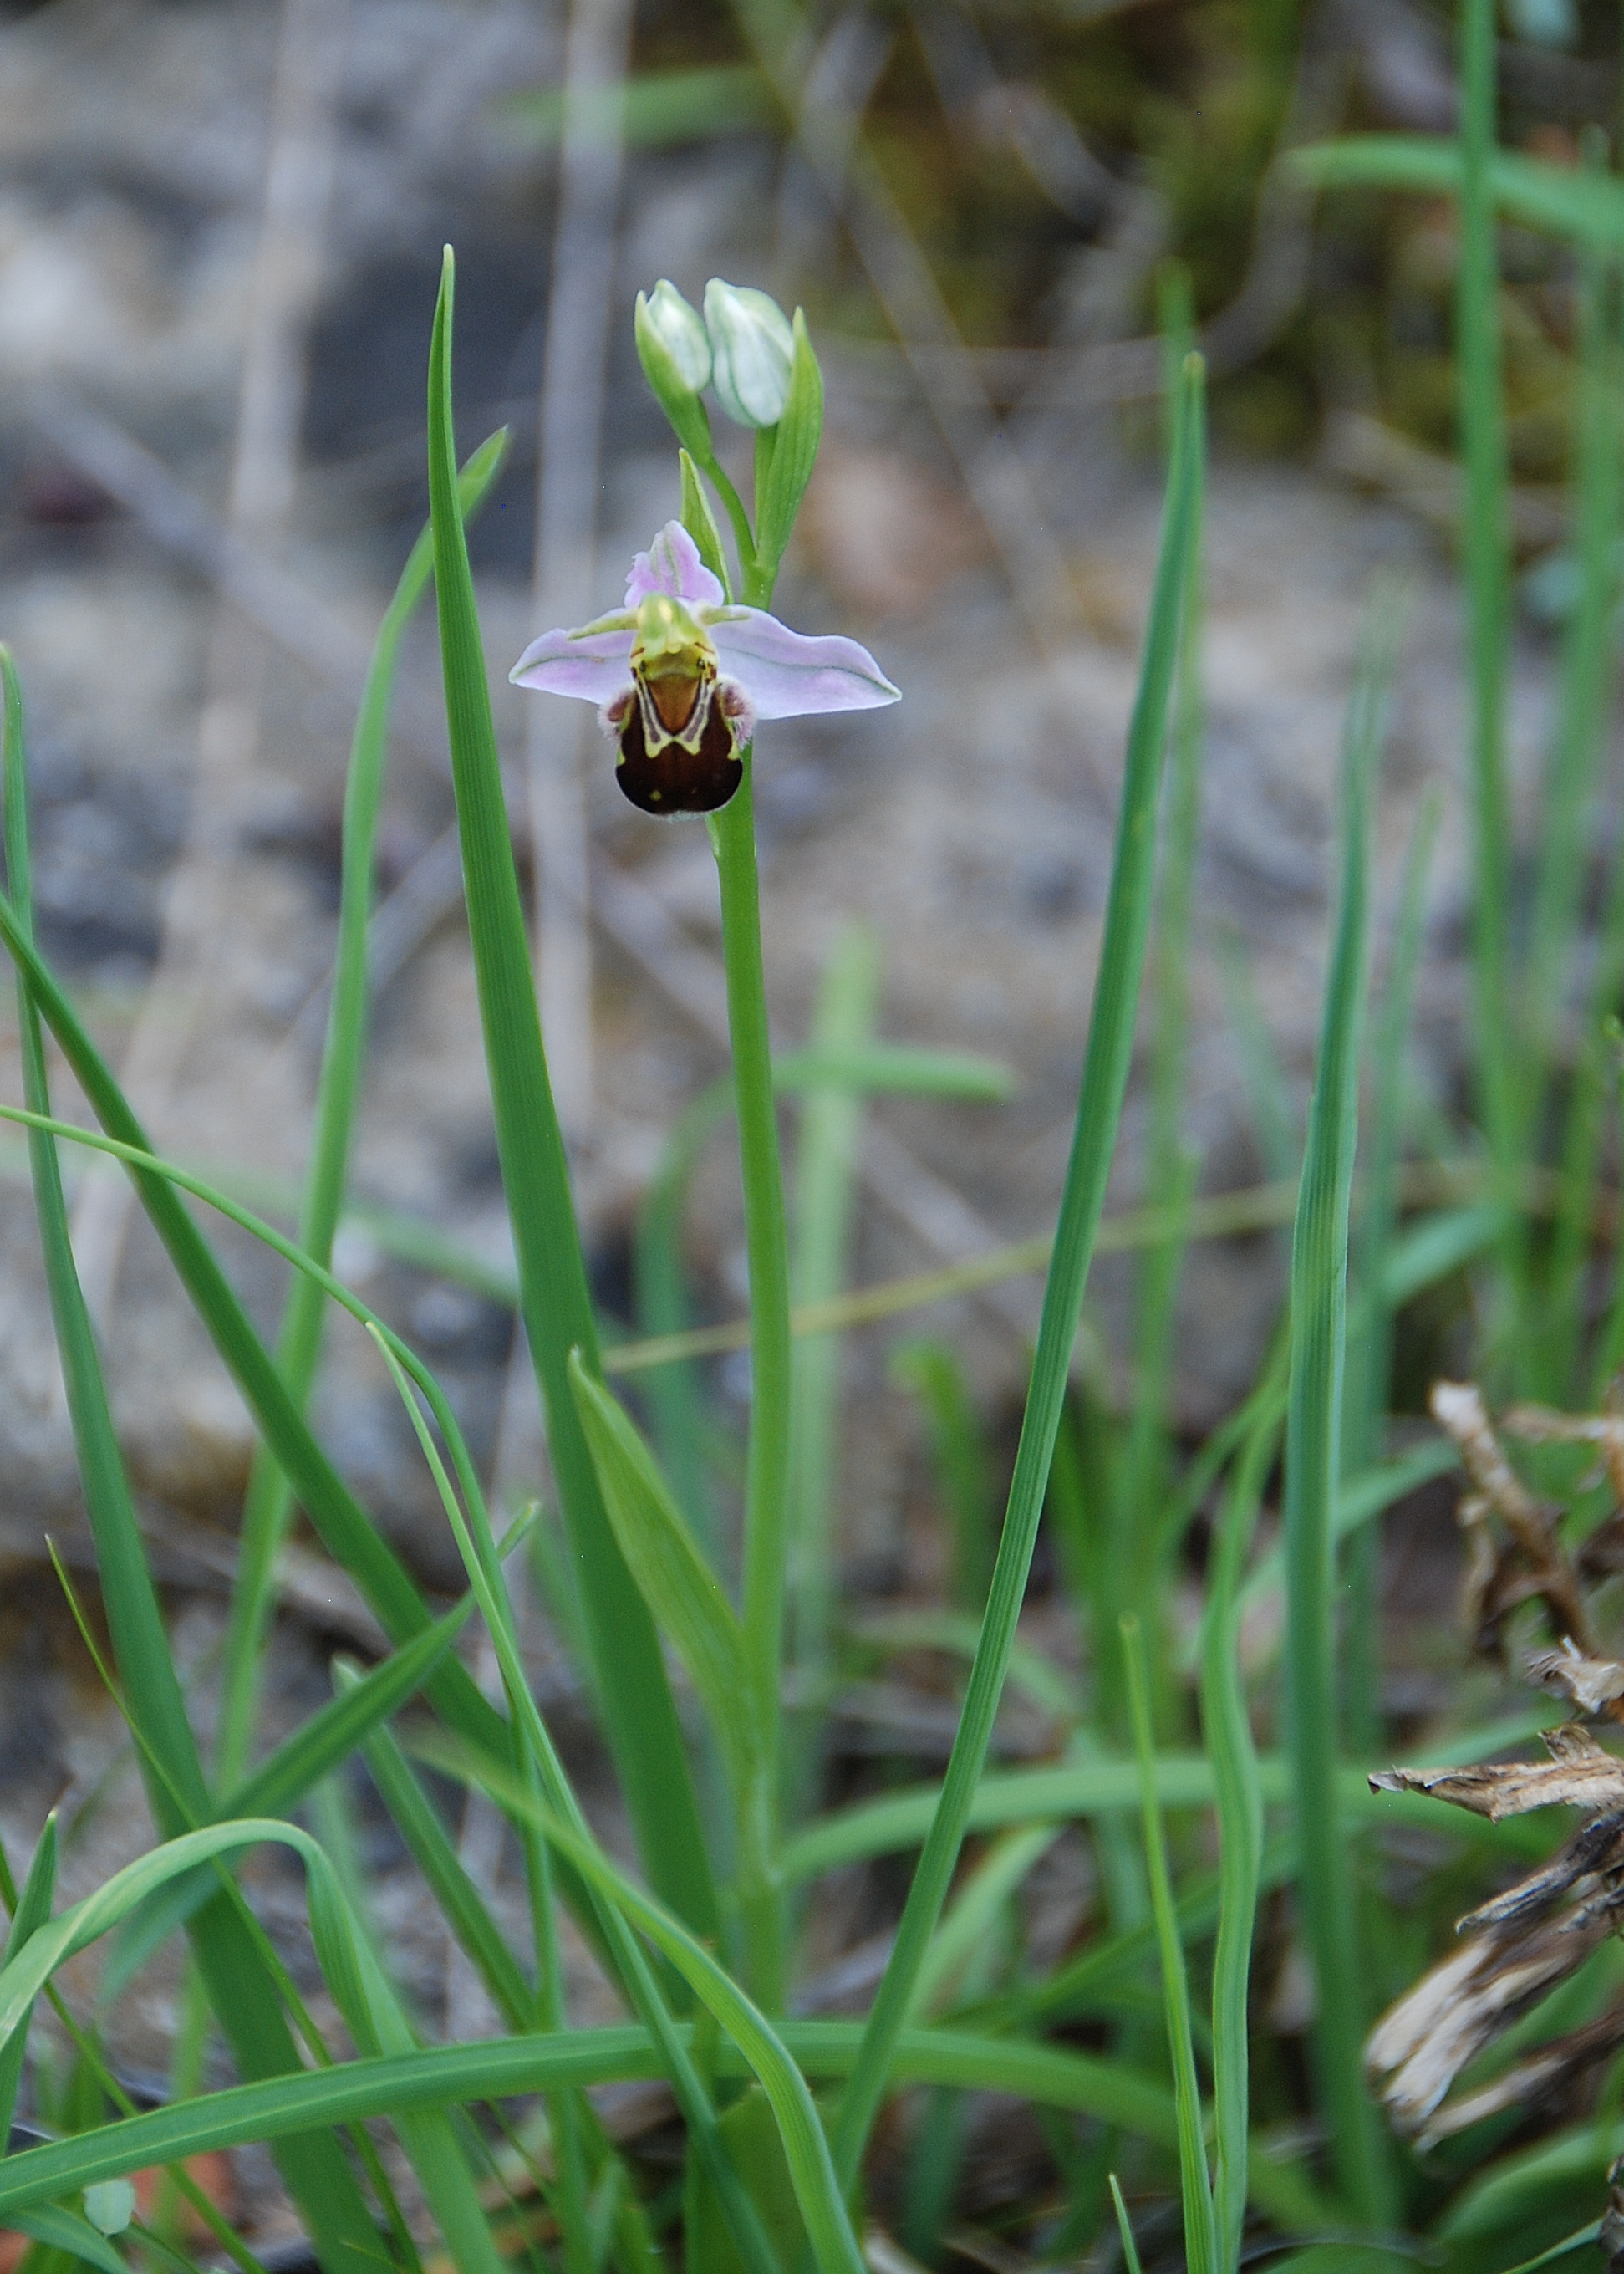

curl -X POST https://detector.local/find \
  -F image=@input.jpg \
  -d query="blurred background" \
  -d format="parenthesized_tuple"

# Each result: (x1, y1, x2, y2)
(0, 0, 1612, 2128)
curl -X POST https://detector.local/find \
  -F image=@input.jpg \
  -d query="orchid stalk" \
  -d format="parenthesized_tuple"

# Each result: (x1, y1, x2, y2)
(512, 283, 897, 2006)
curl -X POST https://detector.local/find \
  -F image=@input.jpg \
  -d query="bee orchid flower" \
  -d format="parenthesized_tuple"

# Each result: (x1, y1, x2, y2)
(510, 521, 899, 816)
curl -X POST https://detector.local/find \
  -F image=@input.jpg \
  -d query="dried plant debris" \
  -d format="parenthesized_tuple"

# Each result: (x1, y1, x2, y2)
(1367, 1756, 1624, 2145)
(1368, 1386, 1624, 2156)
(1429, 1381, 1594, 1655)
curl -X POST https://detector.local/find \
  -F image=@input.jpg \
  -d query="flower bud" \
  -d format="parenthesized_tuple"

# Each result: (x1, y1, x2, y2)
(639, 279, 711, 393)
(635, 283, 714, 459)
(703, 278, 794, 428)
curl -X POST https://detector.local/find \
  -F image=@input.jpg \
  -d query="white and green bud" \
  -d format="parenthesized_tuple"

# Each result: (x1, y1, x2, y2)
(703, 278, 795, 428)
(641, 279, 711, 391)
(635, 283, 713, 458)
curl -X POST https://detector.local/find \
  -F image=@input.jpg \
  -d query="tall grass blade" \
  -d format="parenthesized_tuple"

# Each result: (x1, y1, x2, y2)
(101, 1602, 476, 2006)
(217, 431, 508, 1791)
(1108, 2175, 1147, 2274)
(827, 353, 1207, 2189)
(364, 1325, 787, 2274)
(1115, 263, 1207, 1655)
(0, 1814, 55, 2154)
(0, 654, 383, 2274)
(1123, 1613, 1216, 2274)
(427, 248, 716, 1936)
(351, 1701, 535, 2030)
(787, 923, 880, 1689)
(1280, 603, 1397, 2225)
(1457, 0, 1516, 1226)
(1526, 136, 1621, 1103)
(1199, 1402, 1275, 2270)
(0, 2007, 1333, 2235)
(0, 891, 509, 1762)
(1342, 772, 1438, 1751)
(568, 1352, 752, 1792)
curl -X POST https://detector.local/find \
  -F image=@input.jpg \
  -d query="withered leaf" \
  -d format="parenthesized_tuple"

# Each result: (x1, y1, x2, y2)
(1408, 1998, 1624, 2149)
(1369, 1726, 1624, 1821)
(1528, 1641, 1624, 1719)
(1366, 1910, 1616, 2131)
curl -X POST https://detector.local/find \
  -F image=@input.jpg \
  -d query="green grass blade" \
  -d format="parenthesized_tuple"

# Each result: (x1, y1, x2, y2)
(1199, 1405, 1274, 2271)
(230, 1601, 476, 1818)
(890, 1343, 997, 1616)
(364, 1324, 787, 2274)
(827, 350, 1207, 2194)
(524, 1808, 865, 2274)
(426, 247, 715, 1938)
(907, 1824, 1057, 2022)
(1290, 134, 1624, 254)
(568, 1353, 751, 1794)
(218, 431, 508, 1791)
(787, 924, 881, 1690)
(1109, 2175, 1147, 2274)
(0, 1813, 56, 2152)
(1280, 605, 1397, 2226)
(0, 1818, 504, 2274)
(98, 1603, 477, 2007)
(1457, 0, 1516, 1206)
(1342, 772, 1440, 1751)
(0, 2020, 1330, 2234)
(353, 1706, 535, 2031)
(1116, 277, 1206, 1655)
(1123, 1614, 1216, 2274)
(0, 655, 383, 2274)
(1525, 140, 1621, 1109)
(11, 2202, 132, 2274)
(0, 889, 507, 1763)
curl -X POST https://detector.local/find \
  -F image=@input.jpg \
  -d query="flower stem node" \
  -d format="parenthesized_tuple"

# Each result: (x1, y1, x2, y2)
(704, 279, 795, 429)
(511, 521, 899, 818)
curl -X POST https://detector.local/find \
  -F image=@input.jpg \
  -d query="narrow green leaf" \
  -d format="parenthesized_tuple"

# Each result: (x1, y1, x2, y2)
(11, 2202, 130, 2274)
(0, 655, 382, 2274)
(219, 431, 508, 1792)
(1123, 1614, 1215, 2274)
(753, 310, 823, 577)
(351, 1706, 535, 2032)
(679, 450, 731, 593)
(231, 1600, 476, 1820)
(427, 247, 716, 1938)
(1108, 2176, 1146, 2274)
(446, 1791, 862, 2274)
(0, 1814, 56, 2149)
(1291, 135, 1624, 252)
(99, 1604, 476, 2007)
(0, 885, 507, 1767)
(1199, 1407, 1272, 2271)
(827, 351, 1208, 2191)
(567, 1354, 751, 1790)
(1281, 600, 1397, 2225)
(0, 2018, 1336, 2234)
(0, 1819, 502, 2274)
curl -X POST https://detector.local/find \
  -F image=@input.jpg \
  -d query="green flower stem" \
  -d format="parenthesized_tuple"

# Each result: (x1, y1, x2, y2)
(714, 756, 793, 2012)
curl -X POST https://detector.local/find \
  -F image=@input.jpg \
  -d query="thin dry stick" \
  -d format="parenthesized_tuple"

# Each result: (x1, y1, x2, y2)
(66, 0, 348, 1338)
